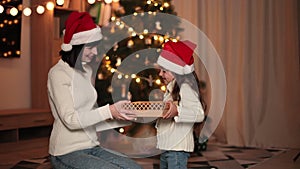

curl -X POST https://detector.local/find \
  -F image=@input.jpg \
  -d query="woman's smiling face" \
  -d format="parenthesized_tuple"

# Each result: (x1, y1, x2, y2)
(81, 45, 97, 63)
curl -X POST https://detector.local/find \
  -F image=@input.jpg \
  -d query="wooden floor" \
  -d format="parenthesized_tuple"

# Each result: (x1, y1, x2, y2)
(0, 138, 49, 169)
(0, 137, 299, 169)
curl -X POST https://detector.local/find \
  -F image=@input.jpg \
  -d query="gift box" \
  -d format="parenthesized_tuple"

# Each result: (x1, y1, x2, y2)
(122, 101, 170, 117)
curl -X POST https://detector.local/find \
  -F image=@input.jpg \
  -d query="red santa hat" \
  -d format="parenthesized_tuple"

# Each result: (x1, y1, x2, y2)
(61, 12, 103, 52)
(157, 40, 197, 75)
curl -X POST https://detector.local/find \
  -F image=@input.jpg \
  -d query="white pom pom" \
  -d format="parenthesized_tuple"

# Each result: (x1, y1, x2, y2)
(183, 65, 194, 74)
(61, 43, 72, 51)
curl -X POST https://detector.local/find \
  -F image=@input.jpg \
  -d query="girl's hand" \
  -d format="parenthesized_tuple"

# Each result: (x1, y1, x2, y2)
(162, 101, 178, 119)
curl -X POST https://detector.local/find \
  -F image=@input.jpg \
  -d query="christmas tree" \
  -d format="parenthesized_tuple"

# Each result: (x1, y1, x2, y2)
(87, 0, 182, 105)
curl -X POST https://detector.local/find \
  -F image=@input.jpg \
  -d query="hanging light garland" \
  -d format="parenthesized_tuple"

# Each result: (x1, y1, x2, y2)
(110, 14, 179, 44)
(0, 0, 175, 32)
(0, 1, 55, 16)
(0, 0, 122, 17)
(100, 54, 164, 88)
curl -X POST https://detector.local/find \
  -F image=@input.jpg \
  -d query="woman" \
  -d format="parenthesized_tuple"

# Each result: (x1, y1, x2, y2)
(155, 40, 206, 169)
(47, 11, 141, 169)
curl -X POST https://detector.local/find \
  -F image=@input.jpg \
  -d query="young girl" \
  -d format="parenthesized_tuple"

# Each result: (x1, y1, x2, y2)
(156, 40, 206, 169)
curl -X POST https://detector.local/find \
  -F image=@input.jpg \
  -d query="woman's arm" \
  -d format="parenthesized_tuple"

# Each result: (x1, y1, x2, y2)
(48, 68, 112, 130)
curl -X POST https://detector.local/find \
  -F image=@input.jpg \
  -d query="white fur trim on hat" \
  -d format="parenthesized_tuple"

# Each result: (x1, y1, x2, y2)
(157, 55, 194, 75)
(70, 26, 102, 45)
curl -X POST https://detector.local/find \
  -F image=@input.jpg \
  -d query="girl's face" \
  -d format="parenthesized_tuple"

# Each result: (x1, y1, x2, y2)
(159, 68, 175, 84)
(81, 45, 97, 63)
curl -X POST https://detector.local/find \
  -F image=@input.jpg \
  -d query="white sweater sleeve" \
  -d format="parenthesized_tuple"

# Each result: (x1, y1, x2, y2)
(174, 83, 205, 123)
(48, 69, 112, 130)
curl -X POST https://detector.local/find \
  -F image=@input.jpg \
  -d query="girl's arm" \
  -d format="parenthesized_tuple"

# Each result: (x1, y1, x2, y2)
(174, 83, 205, 123)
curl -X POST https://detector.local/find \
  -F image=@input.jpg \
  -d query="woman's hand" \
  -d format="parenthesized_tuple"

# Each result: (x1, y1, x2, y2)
(109, 100, 137, 121)
(162, 101, 178, 119)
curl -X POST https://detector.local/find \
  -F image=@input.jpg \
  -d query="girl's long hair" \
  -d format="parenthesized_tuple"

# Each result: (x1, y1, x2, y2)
(171, 71, 207, 112)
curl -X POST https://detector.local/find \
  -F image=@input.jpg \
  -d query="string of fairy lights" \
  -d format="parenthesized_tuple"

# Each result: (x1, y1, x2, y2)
(0, 0, 173, 16)
(101, 53, 166, 90)
(1, 0, 176, 91)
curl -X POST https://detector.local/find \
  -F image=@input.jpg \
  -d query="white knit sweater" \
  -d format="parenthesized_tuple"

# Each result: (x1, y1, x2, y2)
(156, 80, 205, 152)
(47, 59, 113, 156)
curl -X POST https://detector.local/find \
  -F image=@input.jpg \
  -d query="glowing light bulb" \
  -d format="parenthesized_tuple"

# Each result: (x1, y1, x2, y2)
(10, 7, 18, 16)
(115, 57, 122, 67)
(131, 74, 136, 78)
(0, 5, 4, 14)
(17, 4, 22, 11)
(23, 7, 32, 16)
(87, 0, 96, 4)
(119, 128, 124, 133)
(98, 73, 103, 80)
(36, 5, 45, 14)
(128, 27, 133, 32)
(164, 2, 170, 8)
(155, 79, 161, 85)
(127, 39, 134, 48)
(139, 34, 144, 39)
(46, 2, 55, 10)
(104, 0, 112, 4)
(131, 32, 137, 37)
(159, 36, 164, 42)
(143, 29, 149, 34)
(56, 0, 64, 6)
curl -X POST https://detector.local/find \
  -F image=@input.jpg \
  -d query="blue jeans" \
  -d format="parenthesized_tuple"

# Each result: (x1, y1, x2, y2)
(50, 146, 142, 169)
(160, 151, 190, 169)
